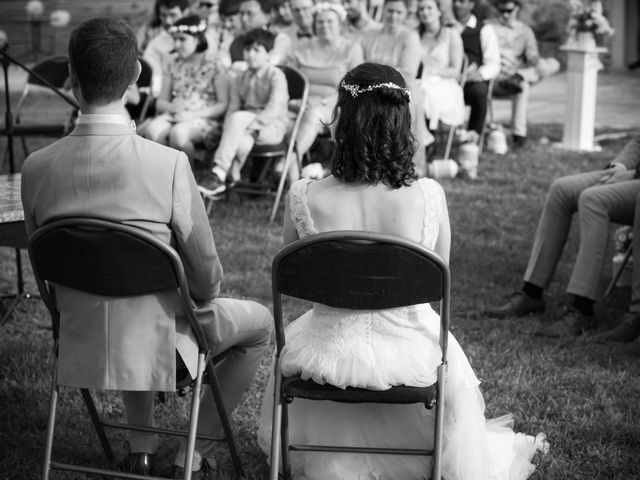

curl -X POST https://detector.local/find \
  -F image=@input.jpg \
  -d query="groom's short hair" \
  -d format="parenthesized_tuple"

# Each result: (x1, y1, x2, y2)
(68, 17, 138, 105)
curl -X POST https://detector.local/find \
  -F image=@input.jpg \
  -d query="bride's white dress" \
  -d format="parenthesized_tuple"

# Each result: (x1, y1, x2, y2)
(258, 178, 547, 480)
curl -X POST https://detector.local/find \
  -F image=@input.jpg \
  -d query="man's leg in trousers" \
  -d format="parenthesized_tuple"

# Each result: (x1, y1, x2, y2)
(567, 179, 639, 301)
(524, 170, 603, 289)
(463, 80, 489, 135)
(175, 298, 273, 463)
(121, 391, 158, 454)
(630, 192, 640, 314)
(511, 80, 530, 138)
(212, 111, 258, 175)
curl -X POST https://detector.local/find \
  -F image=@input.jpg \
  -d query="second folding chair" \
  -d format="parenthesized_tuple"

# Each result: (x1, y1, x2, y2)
(268, 230, 451, 480)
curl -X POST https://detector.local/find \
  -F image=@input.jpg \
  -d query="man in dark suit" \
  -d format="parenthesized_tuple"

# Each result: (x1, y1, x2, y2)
(452, 0, 500, 138)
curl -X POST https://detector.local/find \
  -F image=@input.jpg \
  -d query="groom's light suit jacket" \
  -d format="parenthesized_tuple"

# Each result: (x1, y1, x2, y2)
(21, 119, 222, 391)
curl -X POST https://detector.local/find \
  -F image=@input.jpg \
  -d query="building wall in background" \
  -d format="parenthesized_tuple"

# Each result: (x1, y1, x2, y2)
(0, 0, 155, 62)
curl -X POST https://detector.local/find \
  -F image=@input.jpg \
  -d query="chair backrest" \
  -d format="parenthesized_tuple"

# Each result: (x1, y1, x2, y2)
(28, 217, 207, 348)
(279, 65, 308, 103)
(127, 57, 155, 122)
(27, 56, 71, 89)
(137, 57, 154, 89)
(15, 56, 79, 122)
(272, 231, 450, 355)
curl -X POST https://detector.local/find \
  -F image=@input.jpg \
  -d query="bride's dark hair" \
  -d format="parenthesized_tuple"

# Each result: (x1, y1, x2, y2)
(330, 62, 417, 189)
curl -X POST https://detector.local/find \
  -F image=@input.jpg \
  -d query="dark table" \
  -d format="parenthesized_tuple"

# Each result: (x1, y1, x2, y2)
(0, 173, 32, 324)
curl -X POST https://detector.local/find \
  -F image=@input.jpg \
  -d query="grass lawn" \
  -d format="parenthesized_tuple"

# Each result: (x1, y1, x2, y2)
(0, 91, 639, 479)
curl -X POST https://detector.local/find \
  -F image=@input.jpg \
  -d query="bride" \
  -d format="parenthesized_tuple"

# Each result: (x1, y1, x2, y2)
(258, 62, 548, 480)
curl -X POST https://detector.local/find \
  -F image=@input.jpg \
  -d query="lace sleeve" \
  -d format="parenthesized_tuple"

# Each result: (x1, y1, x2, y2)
(288, 178, 317, 238)
(417, 178, 445, 249)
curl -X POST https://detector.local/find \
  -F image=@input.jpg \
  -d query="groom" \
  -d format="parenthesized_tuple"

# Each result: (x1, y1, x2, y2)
(21, 17, 272, 477)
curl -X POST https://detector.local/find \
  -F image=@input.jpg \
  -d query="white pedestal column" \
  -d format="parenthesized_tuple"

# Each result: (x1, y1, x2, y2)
(559, 43, 607, 151)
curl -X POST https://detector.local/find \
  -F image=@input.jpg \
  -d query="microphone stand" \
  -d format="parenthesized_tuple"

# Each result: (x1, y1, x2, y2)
(0, 44, 78, 325)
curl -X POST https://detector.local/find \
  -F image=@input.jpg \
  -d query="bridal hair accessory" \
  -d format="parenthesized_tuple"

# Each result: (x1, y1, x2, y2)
(312, 2, 347, 21)
(169, 20, 207, 34)
(340, 81, 411, 100)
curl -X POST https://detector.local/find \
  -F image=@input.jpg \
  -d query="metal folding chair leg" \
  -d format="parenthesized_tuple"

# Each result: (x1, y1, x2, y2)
(42, 379, 58, 480)
(205, 360, 246, 479)
(183, 353, 207, 480)
(605, 243, 633, 299)
(269, 357, 284, 480)
(80, 389, 115, 461)
(280, 401, 291, 479)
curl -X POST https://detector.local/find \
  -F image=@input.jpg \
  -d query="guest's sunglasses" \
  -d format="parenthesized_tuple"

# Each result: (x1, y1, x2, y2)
(199, 1, 216, 8)
(498, 6, 516, 13)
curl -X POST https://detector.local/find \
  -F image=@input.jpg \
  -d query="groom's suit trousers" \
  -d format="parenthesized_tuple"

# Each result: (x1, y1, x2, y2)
(524, 170, 640, 301)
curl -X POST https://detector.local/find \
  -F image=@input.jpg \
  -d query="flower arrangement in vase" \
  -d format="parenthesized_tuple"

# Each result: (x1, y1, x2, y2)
(566, 0, 614, 49)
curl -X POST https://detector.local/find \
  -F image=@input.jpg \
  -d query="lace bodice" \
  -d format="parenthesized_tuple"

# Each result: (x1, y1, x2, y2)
(288, 177, 444, 249)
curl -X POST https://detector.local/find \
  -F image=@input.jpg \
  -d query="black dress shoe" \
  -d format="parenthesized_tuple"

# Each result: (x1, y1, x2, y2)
(535, 308, 596, 338)
(512, 135, 527, 149)
(486, 291, 545, 318)
(122, 452, 155, 475)
(593, 312, 640, 343)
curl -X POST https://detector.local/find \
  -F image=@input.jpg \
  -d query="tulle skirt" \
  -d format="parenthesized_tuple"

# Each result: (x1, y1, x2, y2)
(257, 304, 548, 479)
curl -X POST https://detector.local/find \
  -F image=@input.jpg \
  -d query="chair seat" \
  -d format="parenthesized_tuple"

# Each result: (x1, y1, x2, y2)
(250, 142, 287, 157)
(282, 375, 437, 406)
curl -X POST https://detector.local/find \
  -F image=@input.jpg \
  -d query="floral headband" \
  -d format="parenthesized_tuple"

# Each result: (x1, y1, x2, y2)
(168, 20, 207, 34)
(340, 81, 412, 101)
(313, 2, 347, 22)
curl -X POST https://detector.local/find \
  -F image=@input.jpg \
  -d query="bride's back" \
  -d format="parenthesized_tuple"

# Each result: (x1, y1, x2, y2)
(306, 176, 427, 245)
(284, 62, 449, 260)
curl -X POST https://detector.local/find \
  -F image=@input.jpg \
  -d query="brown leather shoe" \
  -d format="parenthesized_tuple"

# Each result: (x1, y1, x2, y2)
(535, 308, 596, 337)
(486, 291, 545, 318)
(593, 313, 640, 343)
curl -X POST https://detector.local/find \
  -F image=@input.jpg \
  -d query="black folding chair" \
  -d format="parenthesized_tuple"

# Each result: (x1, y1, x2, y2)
(126, 57, 155, 124)
(269, 231, 450, 480)
(0, 56, 79, 165)
(28, 217, 244, 480)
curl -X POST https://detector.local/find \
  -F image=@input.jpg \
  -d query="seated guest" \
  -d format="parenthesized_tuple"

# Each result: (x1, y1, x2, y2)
(489, 0, 559, 148)
(417, 0, 465, 133)
(140, 15, 230, 161)
(488, 136, 640, 337)
(143, 0, 221, 97)
(270, 0, 296, 34)
(289, 0, 315, 44)
(452, 0, 500, 138)
(361, 0, 430, 175)
(198, 28, 290, 196)
(191, 0, 221, 29)
(287, 2, 363, 167)
(342, 0, 382, 35)
(218, 0, 242, 66)
(228, 0, 292, 70)
(21, 17, 272, 478)
(136, 0, 164, 53)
